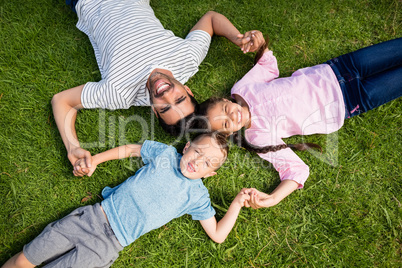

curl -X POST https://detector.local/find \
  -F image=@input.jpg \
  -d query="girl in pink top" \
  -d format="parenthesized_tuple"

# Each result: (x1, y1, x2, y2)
(195, 33, 402, 209)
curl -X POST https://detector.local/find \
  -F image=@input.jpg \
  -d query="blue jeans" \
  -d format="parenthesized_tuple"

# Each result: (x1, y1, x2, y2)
(326, 38, 402, 118)
(66, 0, 79, 13)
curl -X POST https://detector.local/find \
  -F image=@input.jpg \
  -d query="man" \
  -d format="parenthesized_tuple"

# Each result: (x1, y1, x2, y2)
(52, 0, 263, 176)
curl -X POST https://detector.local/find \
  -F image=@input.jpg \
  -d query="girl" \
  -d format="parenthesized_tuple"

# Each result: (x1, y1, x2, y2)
(195, 33, 402, 209)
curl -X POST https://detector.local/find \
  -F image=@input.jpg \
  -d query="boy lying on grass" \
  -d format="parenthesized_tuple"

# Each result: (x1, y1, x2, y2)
(3, 133, 250, 268)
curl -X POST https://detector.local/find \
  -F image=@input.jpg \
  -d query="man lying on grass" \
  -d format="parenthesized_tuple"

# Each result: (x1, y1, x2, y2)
(2, 133, 251, 268)
(53, 0, 264, 177)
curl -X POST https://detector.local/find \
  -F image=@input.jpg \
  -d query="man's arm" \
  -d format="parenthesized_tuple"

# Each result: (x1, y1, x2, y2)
(199, 189, 250, 244)
(190, 11, 264, 53)
(51, 85, 92, 175)
(74, 144, 142, 177)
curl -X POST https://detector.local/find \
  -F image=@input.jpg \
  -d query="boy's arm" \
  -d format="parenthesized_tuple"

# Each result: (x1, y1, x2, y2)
(74, 144, 142, 177)
(199, 190, 250, 244)
(52, 84, 91, 176)
(190, 11, 264, 53)
(92, 144, 142, 165)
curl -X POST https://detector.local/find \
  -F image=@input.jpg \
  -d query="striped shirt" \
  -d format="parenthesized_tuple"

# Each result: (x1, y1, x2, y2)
(76, 0, 211, 109)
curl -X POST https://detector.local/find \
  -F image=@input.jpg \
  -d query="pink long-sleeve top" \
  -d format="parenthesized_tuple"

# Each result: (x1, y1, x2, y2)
(231, 50, 345, 188)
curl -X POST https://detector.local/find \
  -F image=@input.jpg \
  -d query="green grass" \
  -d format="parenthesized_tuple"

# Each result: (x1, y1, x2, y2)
(1, 0, 401, 267)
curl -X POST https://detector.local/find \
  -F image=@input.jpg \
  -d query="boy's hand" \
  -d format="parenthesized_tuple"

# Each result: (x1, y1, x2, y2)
(233, 188, 252, 208)
(68, 147, 92, 172)
(243, 188, 276, 209)
(73, 158, 97, 177)
(237, 30, 265, 53)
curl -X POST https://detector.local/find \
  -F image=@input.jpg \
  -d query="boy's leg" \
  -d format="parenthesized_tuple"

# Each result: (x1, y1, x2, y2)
(22, 208, 86, 266)
(41, 204, 122, 268)
(1, 252, 35, 268)
(3, 205, 121, 268)
(41, 244, 117, 268)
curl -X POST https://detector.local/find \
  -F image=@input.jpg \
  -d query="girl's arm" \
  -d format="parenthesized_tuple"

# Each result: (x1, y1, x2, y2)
(73, 144, 142, 177)
(231, 39, 278, 93)
(242, 133, 309, 208)
(199, 190, 250, 244)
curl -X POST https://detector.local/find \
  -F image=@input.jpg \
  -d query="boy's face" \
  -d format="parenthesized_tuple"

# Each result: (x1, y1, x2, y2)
(180, 135, 226, 180)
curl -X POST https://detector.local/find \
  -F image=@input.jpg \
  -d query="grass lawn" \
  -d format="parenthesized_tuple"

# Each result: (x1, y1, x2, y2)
(1, 0, 401, 267)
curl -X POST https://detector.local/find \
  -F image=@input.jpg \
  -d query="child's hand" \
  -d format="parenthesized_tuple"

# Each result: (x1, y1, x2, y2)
(73, 158, 97, 177)
(246, 188, 276, 209)
(68, 147, 92, 171)
(233, 188, 252, 208)
(237, 30, 265, 53)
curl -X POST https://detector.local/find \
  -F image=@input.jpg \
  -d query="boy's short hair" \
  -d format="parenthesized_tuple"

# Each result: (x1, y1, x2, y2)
(192, 132, 229, 164)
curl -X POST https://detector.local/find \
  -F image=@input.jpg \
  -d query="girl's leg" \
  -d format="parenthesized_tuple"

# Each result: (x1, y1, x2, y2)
(358, 65, 402, 112)
(344, 38, 402, 78)
(327, 38, 402, 117)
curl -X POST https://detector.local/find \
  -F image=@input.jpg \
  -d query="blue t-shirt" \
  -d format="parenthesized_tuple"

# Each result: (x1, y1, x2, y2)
(101, 140, 216, 247)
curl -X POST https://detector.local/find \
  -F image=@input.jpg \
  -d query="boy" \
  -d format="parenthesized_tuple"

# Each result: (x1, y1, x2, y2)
(3, 133, 250, 268)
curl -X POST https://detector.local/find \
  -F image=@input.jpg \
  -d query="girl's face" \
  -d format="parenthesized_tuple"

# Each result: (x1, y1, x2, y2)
(206, 99, 250, 133)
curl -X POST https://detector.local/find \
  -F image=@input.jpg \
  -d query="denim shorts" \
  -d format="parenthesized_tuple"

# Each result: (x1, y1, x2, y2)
(23, 203, 123, 268)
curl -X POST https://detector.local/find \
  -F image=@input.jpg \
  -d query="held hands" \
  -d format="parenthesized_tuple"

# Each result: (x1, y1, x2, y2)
(237, 30, 265, 53)
(73, 157, 97, 177)
(233, 188, 252, 208)
(233, 188, 275, 210)
(67, 147, 92, 177)
(241, 188, 277, 209)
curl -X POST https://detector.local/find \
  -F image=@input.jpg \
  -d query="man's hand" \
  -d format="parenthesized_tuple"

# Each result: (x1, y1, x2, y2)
(68, 147, 92, 176)
(190, 12, 265, 55)
(73, 157, 97, 177)
(237, 30, 265, 53)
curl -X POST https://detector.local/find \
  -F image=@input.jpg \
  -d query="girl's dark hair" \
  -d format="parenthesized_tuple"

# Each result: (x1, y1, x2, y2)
(230, 131, 322, 154)
(192, 97, 226, 130)
(254, 35, 269, 65)
(194, 97, 322, 154)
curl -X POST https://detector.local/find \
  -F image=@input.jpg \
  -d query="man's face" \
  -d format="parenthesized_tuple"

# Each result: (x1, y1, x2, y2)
(180, 135, 226, 180)
(147, 71, 195, 126)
